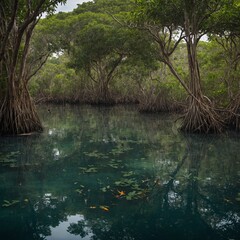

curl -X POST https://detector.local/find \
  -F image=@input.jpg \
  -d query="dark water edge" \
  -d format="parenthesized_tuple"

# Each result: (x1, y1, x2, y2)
(0, 104, 239, 240)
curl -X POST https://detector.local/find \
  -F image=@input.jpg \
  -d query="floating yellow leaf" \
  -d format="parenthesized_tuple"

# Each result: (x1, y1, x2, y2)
(100, 206, 109, 211)
(89, 206, 97, 209)
(117, 190, 126, 196)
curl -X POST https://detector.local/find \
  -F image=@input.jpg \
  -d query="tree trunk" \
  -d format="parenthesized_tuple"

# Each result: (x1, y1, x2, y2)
(181, 14, 223, 133)
(0, 11, 44, 135)
(181, 50, 223, 133)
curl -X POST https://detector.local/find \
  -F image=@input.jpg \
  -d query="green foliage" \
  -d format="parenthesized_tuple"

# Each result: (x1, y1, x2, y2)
(29, 0, 240, 113)
(198, 41, 226, 102)
(29, 55, 80, 102)
(67, 10, 155, 72)
(73, 0, 134, 14)
(208, 0, 240, 35)
(135, 0, 184, 26)
(80, 166, 98, 174)
(2, 200, 20, 208)
(135, 0, 236, 33)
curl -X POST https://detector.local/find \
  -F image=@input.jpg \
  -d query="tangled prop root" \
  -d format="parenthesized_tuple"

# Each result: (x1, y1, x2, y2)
(180, 97, 223, 134)
(225, 94, 240, 131)
(0, 92, 43, 135)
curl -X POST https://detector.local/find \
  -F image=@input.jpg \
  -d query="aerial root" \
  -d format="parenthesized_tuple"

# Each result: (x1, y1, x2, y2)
(0, 91, 43, 135)
(225, 94, 240, 131)
(180, 98, 223, 134)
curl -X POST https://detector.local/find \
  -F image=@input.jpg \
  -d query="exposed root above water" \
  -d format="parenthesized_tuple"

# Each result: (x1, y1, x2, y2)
(225, 94, 240, 131)
(180, 97, 223, 134)
(0, 92, 43, 135)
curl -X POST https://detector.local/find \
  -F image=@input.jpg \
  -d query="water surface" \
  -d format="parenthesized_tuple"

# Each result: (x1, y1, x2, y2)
(0, 105, 239, 240)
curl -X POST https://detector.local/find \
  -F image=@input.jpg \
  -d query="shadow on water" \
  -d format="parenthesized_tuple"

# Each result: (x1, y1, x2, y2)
(148, 135, 240, 240)
(0, 105, 239, 240)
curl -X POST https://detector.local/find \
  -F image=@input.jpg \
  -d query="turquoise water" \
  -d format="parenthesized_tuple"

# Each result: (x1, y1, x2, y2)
(0, 105, 239, 240)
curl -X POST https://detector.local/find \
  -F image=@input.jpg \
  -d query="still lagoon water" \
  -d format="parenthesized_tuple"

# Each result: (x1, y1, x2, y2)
(0, 105, 239, 240)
